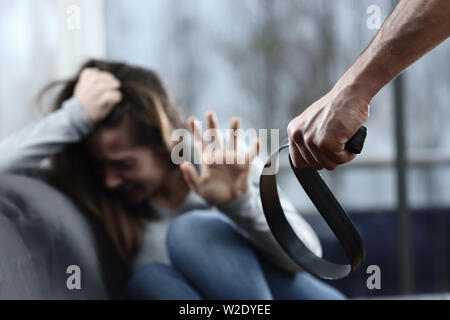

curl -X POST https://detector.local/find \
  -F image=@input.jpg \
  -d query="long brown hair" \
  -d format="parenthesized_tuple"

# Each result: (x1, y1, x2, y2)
(43, 59, 185, 267)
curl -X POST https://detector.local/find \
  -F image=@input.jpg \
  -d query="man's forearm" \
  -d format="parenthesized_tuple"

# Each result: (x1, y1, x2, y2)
(336, 0, 450, 101)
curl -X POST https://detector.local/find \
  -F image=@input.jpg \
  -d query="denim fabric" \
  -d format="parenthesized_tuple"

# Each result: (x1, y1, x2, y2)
(126, 210, 346, 300)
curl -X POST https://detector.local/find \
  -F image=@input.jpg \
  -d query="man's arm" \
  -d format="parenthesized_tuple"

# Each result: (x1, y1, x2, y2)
(339, 0, 450, 98)
(288, 0, 450, 170)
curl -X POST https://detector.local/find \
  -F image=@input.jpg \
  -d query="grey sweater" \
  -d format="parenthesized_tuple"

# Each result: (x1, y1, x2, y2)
(0, 97, 322, 274)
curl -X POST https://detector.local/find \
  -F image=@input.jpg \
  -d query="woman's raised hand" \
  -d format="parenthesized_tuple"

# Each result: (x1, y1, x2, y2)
(74, 68, 122, 124)
(180, 111, 259, 206)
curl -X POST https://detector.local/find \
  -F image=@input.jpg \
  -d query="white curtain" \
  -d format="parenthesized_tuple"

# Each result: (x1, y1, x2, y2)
(0, 0, 105, 138)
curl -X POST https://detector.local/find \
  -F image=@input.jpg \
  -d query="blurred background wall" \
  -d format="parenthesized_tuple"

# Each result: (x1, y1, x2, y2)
(0, 0, 105, 134)
(0, 0, 449, 298)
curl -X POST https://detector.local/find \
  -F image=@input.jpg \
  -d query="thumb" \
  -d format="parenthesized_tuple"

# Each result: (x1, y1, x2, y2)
(180, 161, 201, 192)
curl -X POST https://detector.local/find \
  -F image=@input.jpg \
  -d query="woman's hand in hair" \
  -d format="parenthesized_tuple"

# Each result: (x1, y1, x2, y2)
(180, 112, 260, 206)
(74, 68, 122, 124)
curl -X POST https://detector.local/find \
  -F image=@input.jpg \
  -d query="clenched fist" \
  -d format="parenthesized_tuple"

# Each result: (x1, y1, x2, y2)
(74, 68, 122, 124)
(288, 85, 370, 170)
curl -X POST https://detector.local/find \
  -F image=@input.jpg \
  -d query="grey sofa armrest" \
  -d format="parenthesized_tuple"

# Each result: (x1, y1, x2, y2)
(0, 173, 126, 299)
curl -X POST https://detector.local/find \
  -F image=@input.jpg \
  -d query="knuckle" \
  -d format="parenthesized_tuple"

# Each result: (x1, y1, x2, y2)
(287, 121, 298, 138)
(289, 128, 304, 143)
(317, 137, 331, 151)
(325, 163, 339, 171)
(304, 135, 314, 147)
(93, 77, 103, 84)
(80, 68, 92, 77)
(336, 153, 354, 165)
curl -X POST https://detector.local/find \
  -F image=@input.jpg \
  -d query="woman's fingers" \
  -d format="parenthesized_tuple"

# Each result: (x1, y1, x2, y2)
(78, 68, 98, 82)
(74, 68, 122, 124)
(96, 76, 121, 91)
(100, 90, 122, 109)
(188, 117, 205, 155)
(180, 161, 201, 192)
(245, 138, 260, 164)
(205, 111, 223, 150)
(187, 114, 259, 165)
(228, 117, 240, 152)
(206, 111, 218, 129)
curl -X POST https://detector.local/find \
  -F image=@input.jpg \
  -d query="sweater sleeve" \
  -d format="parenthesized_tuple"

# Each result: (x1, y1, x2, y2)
(0, 98, 94, 173)
(216, 158, 322, 274)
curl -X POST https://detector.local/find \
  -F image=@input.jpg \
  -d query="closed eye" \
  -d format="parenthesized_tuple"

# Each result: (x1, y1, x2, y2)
(109, 159, 136, 170)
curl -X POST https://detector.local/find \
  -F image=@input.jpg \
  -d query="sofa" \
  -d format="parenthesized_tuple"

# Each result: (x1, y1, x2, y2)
(3, 172, 448, 299)
(0, 173, 126, 299)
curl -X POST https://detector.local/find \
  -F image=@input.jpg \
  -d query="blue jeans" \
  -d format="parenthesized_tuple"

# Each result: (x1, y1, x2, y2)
(126, 210, 346, 300)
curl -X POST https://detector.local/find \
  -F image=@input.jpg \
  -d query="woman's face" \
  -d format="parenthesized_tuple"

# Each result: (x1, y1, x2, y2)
(86, 117, 170, 204)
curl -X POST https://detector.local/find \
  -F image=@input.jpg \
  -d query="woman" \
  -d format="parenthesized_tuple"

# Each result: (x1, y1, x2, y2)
(0, 59, 345, 300)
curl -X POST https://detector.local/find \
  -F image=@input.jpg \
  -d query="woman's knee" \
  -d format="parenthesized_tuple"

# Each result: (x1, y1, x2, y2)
(261, 258, 347, 300)
(166, 210, 238, 260)
(125, 262, 201, 300)
(125, 263, 171, 299)
(166, 210, 273, 299)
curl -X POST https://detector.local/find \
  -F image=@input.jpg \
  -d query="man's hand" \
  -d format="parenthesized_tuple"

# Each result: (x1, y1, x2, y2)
(287, 85, 370, 170)
(288, 0, 449, 170)
(74, 68, 122, 124)
(180, 111, 259, 206)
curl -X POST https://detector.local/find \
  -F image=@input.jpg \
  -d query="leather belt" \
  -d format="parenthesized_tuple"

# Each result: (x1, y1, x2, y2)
(259, 127, 367, 280)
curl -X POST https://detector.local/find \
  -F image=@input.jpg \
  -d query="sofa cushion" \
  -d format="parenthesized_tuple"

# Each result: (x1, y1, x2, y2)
(0, 173, 126, 299)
